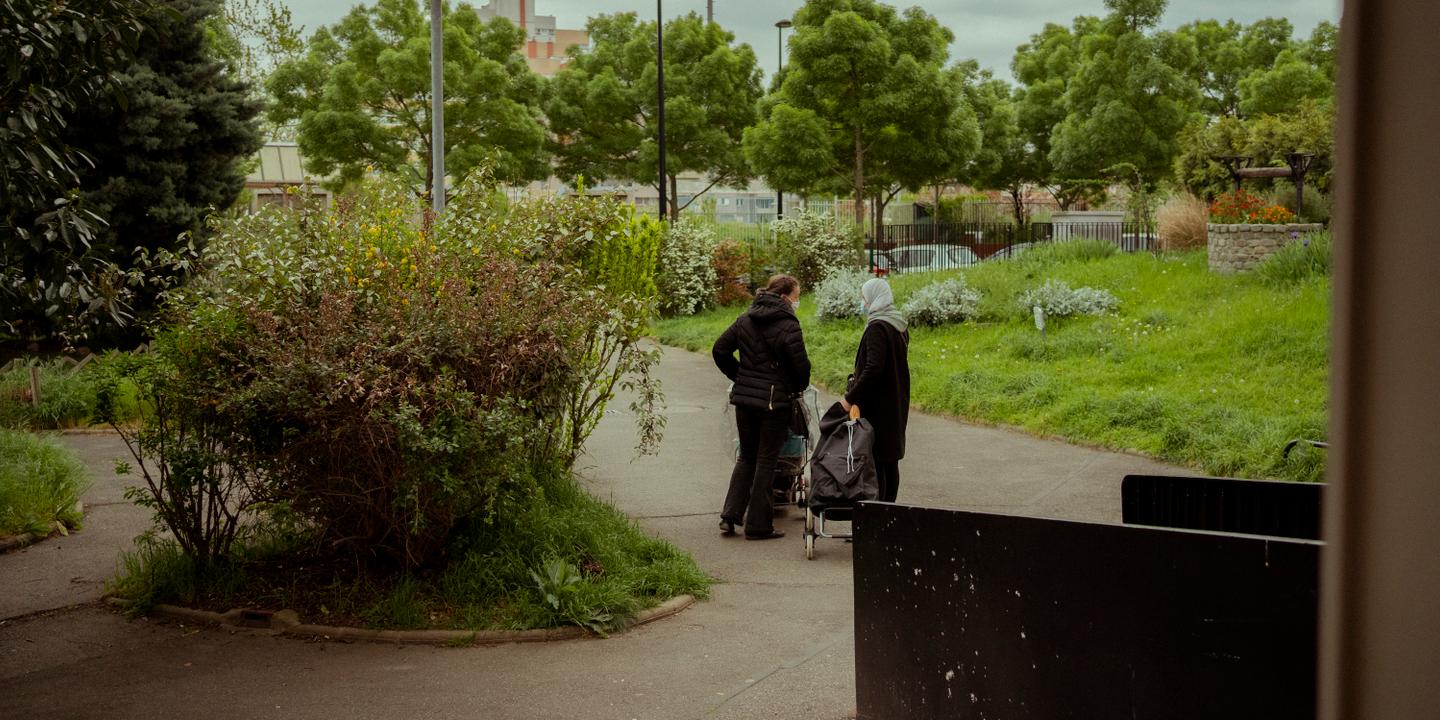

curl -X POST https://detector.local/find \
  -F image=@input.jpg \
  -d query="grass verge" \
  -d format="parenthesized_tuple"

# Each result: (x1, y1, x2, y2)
(0, 429, 90, 538)
(657, 242, 1329, 482)
(110, 470, 711, 633)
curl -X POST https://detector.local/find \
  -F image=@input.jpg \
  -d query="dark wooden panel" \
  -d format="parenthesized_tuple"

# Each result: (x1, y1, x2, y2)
(854, 503, 1320, 720)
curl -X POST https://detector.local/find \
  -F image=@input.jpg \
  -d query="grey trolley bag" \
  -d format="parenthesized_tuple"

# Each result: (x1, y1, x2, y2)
(803, 401, 879, 559)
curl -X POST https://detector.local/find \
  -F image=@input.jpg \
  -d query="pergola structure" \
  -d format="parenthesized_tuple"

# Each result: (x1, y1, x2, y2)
(1215, 152, 1318, 216)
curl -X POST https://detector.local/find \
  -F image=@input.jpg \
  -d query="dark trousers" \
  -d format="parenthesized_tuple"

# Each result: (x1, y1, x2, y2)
(876, 459, 901, 503)
(722, 404, 789, 535)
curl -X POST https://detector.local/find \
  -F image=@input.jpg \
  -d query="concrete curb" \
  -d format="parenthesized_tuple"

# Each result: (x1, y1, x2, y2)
(0, 501, 84, 554)
(0, 532, 39, 553)
(58, 428, 123, 435)
(105, 593, 698, 646)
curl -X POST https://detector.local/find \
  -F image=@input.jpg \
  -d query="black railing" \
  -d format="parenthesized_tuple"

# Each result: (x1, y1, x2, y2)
(873, 222, 1157, 274)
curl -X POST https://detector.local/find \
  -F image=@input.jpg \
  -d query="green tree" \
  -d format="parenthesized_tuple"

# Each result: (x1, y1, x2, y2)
(66, 0, 262, 342)
(1048, 1, 1199, 193)
(1301, 21, 1339, 82)
(1238, 48, 1332, 117)
(744, 0, 970, 227)
(205, 0, 305, 138)
(1171, 17, 1307, 118)
(545, 12, 762, 219)
(1011, 17, 1108, 209)
(1173, 98, 1334, 200)
(953, 69, 1039, 226)
(267, 0, 548, 198)
(1, 0, 155, 340)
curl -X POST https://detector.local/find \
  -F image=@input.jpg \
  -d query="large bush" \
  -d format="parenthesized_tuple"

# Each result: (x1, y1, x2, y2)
(104, 175, 665, 570)
(771, 212, 862, 288)
(813, 268, 871, 321)
(710, 241, 754, 306)
(657, 220, 719, 316)
(903, 279, 982, 327)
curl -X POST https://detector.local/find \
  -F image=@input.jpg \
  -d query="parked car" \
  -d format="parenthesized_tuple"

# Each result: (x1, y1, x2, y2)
(869, 250, 895, 277)
(889, 244, 979, 273)
(985, 242, 1041, 262)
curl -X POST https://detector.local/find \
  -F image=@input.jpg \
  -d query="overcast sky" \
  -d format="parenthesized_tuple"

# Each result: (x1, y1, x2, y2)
(280, 0, 1342, 81)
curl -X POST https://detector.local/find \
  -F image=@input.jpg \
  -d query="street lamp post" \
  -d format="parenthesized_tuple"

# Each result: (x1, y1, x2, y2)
(429, 0, 444, 213)
(775, 19, 791, 221)
(657, 0, 668, 221)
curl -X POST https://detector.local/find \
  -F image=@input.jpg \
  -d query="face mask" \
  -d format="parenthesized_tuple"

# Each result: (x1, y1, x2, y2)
(792, 299, 800, 311)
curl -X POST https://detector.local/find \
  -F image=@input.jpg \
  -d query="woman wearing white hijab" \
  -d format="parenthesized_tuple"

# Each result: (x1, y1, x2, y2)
(840, 278, 911, 502)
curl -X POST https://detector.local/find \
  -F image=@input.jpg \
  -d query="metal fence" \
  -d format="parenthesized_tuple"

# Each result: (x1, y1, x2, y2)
(874, 222, 1157, 274)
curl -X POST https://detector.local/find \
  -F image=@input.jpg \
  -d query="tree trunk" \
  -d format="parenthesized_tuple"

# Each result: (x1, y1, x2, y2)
(853, 127, 866, 229)
(874, 192, 885, 248)
(1009, 186, 1026, 227)
(669, 174, 679, 222)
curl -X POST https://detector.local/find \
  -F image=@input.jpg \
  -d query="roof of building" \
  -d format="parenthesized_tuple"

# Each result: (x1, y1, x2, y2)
(246, 143, 322, 186)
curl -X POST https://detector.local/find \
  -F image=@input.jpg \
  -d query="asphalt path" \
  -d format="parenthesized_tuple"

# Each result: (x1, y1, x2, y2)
(0, 344, 1189, 720)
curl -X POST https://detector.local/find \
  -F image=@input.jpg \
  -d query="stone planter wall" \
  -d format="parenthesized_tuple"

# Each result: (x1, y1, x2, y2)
(1207, 223, 1325, 273)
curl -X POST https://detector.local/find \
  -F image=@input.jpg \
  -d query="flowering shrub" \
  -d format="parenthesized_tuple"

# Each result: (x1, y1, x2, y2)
(1019, 280, 1119, 318)
(813, 268, 870, 321)
(1209, 189, 1298, 224)
(710, 241, 754, 306)
(108, 174, 665, 569)
(657, 220, 718, 316)
(903, 278, 982, 327)
(771, 212, 862, 288)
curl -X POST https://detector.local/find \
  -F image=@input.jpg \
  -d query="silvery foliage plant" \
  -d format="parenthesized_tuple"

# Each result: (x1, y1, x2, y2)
(1018, 280, 1119, 318)
(814, 267, 872, 320)
(902, 278, 982, 326)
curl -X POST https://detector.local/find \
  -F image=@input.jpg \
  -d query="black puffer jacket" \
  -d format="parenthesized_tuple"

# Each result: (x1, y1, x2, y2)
(712, 292, 811, 410)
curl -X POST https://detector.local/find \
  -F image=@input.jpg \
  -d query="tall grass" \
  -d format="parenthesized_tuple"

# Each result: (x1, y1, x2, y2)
(1156, 194, 1209, 251)
(657, 246, 1330, 482)
(0, 429, 91, 537)
(1253, 232, 1332, 287)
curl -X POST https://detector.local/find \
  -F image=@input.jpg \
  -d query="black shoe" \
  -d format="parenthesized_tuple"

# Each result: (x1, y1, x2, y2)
(744, 529, 786, 541)
(719, 519, 736, 536)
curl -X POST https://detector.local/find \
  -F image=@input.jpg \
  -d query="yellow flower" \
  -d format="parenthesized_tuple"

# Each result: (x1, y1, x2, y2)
(402, 297, 410, 306)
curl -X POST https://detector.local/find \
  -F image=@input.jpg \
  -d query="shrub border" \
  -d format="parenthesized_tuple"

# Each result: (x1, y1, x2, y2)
(104, 593, 697, 646)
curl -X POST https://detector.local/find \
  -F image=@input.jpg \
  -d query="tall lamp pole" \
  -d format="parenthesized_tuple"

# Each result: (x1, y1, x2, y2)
(657, 0, 668, 221)
(774, 19, 791, 221)
(430, 0, 444, 213)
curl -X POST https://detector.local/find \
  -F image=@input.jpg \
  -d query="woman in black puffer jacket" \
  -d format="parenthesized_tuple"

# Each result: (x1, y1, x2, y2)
(712, 274, 811, 540)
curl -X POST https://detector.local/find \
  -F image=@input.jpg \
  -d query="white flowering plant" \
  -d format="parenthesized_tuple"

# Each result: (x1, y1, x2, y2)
(1018, 280, 1119, 318)
(771, 212, 862, 287)
(656, 220, 719, 316)
(902, 278, 982, 327)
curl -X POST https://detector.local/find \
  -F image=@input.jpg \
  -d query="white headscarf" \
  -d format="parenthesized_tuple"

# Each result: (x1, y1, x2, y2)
(861, 278, 907, 333)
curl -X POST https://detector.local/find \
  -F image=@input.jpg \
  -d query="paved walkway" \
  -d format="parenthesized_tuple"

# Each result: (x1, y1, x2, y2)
(0, 345, 1189, 720)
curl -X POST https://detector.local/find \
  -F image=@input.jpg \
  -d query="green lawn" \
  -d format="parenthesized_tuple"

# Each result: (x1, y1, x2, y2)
(656, 245, 1329, 482)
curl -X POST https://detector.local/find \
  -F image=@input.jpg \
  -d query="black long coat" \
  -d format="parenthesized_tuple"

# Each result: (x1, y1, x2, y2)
(712, 292, 812, 411)
(843, 321, 911, 462)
